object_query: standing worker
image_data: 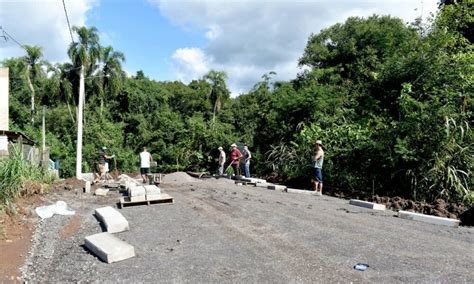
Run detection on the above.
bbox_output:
[230,143,242,176]
[140,146,153,184]
[217,146,226,176]
[242,144,252,178]
[98,146,114,181]
[312,140,325,193]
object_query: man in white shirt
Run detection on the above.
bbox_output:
[217,146,226,176]
[140,147,153,184]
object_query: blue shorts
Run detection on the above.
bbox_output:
[313,168,323,183]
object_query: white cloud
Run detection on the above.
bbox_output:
[150,0,439,95]
[0,0,95,63]
[172,47,211,82]
[205,24,222,40]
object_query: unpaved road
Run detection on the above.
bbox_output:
[21,177,474,283]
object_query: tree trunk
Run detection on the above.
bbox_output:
[66,101,75,123]
[26,67,35,124]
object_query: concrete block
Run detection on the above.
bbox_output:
[94,188,109,196]
[398,210,460,227]
[85,232,135,263]
[255,183,272,188]
[287,188,321,195]
[146,194,162,201]
[84,181,91,193]
[104,182,120,189]
[349,199,386,210]
[267,185,287,192]
[80,173,94,182]
[239,178,266,184]
[125,180,139,190]
[129,186,146,197]
[130,195,146,202]
[144,185,161,195]
[94,206,129,233]
[250,178,267,183]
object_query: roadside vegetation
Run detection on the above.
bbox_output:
[1,1,472,205]
[0,146,56,213]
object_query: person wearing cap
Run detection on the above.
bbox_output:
[140,146,153,184]
[217,146,226,176]
[230,143,243,176]
[312,140,325,193]
[98,146,114,181]
[242,144,252,178]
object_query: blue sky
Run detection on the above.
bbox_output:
[0,0,439,95]
[87,0,206,81]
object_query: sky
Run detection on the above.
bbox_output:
[0,0,439,95]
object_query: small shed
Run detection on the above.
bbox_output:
[0,130,40,162]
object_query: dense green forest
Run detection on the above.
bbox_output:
[2,1,473,205]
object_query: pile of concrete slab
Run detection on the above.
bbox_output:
[237,178,461,227]
[85,206,135,263]
[235,177,321,195]
[347,199,460,227]
[118,174,140,189]
[128,185,162,202]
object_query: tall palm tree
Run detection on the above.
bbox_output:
[67,26,101,77]
[203,70,230,125]
[22,45,44,123]
[48,63,75,122]
[99,45,125,114]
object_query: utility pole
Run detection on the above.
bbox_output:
[42,106,45,167]
[42,106,45,150]
[76,65,85,178]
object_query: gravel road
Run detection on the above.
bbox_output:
[21,177,474,283]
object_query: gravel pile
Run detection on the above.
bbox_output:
[162,172,199,183]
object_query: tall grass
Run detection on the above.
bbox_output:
[0,145,56,212]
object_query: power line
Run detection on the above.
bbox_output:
[0,26,25,49]
[61,0,75,44]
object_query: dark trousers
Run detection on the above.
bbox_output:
[232,163,240,176]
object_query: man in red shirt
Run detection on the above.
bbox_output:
[230,143,242,176]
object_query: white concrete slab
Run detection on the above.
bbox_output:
[84,181,91,193]
[80,173,94,182]
[94,188,109,196]
[130,195,146,202]
[267,185,287,192]
[129,186,145,197]
[144,185,161,195]
[287,188,322,195]
[94,206,129,233]
[85,232,135,263]
[398,210,460,227]
[349,199,386,210]
[146,194,162,201]
[250,178,267,183]
[255,183,273,188]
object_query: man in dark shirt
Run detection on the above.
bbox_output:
[98,146,114,181]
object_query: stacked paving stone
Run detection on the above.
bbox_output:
[144,185,161,200]
[85,206,135,263]
[118,174,140,189]
[129,185,162,201]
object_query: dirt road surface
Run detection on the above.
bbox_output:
[20,176,474,282]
